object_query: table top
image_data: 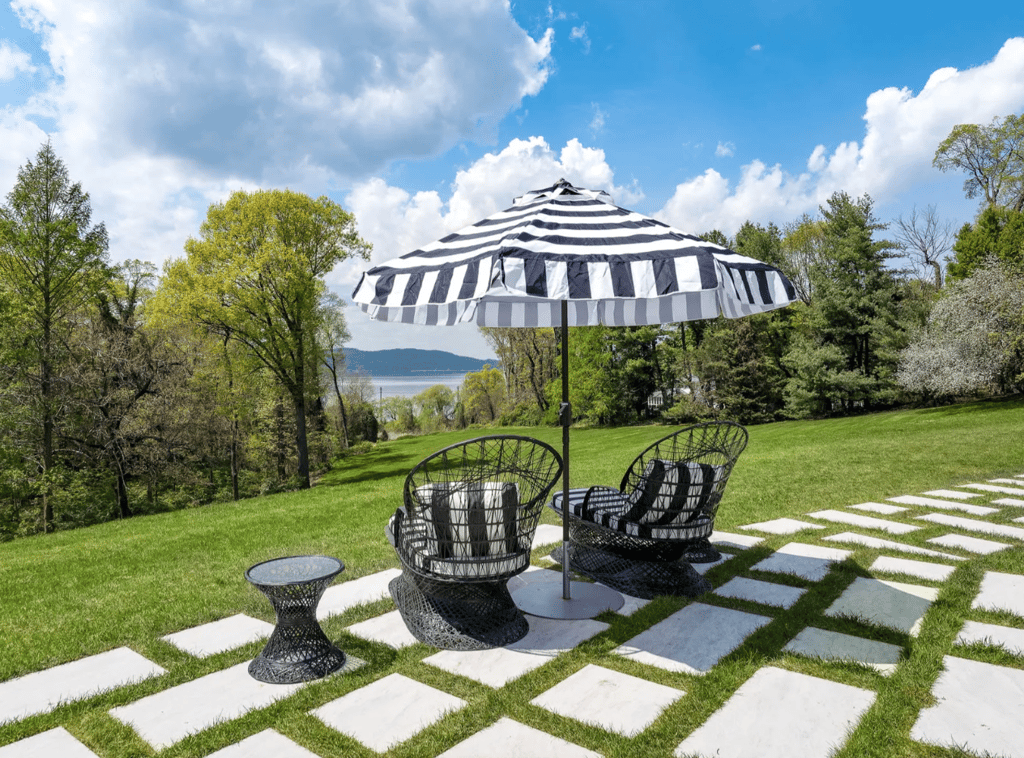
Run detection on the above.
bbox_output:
[246,555,344,586]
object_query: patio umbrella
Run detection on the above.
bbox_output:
[352,179,797,618]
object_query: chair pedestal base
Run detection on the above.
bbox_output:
[390,571,529,650]
[679,537,723,564]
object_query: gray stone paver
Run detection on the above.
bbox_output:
[972,571,1024,617]
[613,603,770,674]
[911,655,1024,757]
[825,577,938,636]
[849,502,908,515]
[916,512,1024,541]
[436,718,601,758]
[961,482,1024,496]
[532,524,563,546]
[784,627,902,674]
[714,577,807,608]
[710,530,764,549]
[822,531,965,560]
[0,647,165,725]
[956,620,1024,656]
[922,489,980,500]
[739,518,824,535]
[888,494,998,516]
[530,664,684,736]
[674,666,876,758]
[345,609,419,648]
[206,729,322,758]
[806,509,919,535]
[0,727,99,757]
[162,613,273,658]
[312,673,466,753]
[996,497,1024,506]
[317,568,401,620]
[750,542,852,581]
[869,555,956,582]
[927,533,1011,554]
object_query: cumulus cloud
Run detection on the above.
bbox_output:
[659,37,1024,235]
[715,141,735,158]
[589,103,606,135]
[751,44,762,52]
[0,40,35,80]
[570,23,591,53]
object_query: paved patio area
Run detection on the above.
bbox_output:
[2,477,1024,757]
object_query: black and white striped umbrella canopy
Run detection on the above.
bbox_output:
[352,179,797,326]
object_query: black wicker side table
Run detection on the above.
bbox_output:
[245,555,346,684]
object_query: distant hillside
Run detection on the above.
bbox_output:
[342,348,500,376]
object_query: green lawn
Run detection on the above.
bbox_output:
[1,397,1023,757]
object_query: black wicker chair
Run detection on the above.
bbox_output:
[549,421,748,600]
[386,435,563,650]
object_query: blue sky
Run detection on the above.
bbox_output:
[1,1,1023,359]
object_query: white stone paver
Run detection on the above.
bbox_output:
[312,673,466,753]
[345,610,419,649]
[991,478,1024,486]
[961,482,1024,496]
[750,542,852,581]
[530,664,684,737]
[532,524,563,546]
[927,533,1011,554]
[317,568,401,620]
[923,489,980,500]
[996,497,1024,507]
[911,656,1024,757]
[739,518,824,535]
[784,627,902,675]
[916,512,1024,541]
[0,727,99,757]
[825,577,938,636]
[956,620,1024,656]
[710,530,763,549]
[613,603,770,675]
[714,577,807,609]
[109,661,305,750]
[206,729,321,758]
[849,502,908,515]
[425,616,609,687]
[869,556,956,582]
[888,495,998,516]
[806,509,919,535]
[162,614,273,658]
[822,531,965,560]
[692,552,733,575]
[972,571,1024,617]
[0,647,165,725]
[674,667,875,758]
[436,718,601,758]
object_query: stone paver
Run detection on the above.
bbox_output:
[613,603,770,675]
[750,542,852,581]
[162,614,273,658]
[317,568,401,620]
[961,482,1024,496]
[849,502,908,515]
[714,577,806,609]
[888,494,998,516]
[825,577,938,636]
[783,627,902,674]
[530,664,684,737]
[674,667,875,758]
[345,610,419,649]
[911,655,1024,757]
[972,571,1024,617]
[923,489,980,500]
[0,727,99,757]
[436,718,601,758]
[0,647,165,725]
[927,533,1011,554]
[996,497,1024,507]
[739,518,824,535]
[206,729,321,758]
[312,673,466,753]
[869,555,956,582]
[822,531,964,560]
[532,524,563,546]
[692,552,733,575]
[916,512,1024,541]
[806,509,919,535]
[956,620,1024,656]
[425,616,608,687]
[710,530,764,549]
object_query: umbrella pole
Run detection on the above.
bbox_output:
[560,299,572,600]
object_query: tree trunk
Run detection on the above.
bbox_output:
[292,391,311,489]
[230,417,239,501]
[274,399,287,482]
[328,360,349,449]
[114,467,132,519]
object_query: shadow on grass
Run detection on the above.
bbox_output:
[911,395,1024,417]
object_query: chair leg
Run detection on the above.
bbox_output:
[389,571,529,650]
[680,537,723,563]
[551,544,711,601]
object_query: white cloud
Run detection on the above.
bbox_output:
[751,44,762,52]
[570,23,591,53]
[715,141,735,158]
[658,37,1024,235]
[589,103,606,135]
[0,40,36,80]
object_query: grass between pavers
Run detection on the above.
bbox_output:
[0,396,1021,757]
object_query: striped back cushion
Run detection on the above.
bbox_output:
[414,482,520,559]
[623,460,722,526]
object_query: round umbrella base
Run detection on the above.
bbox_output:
[512,580,624,620]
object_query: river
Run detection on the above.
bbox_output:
[367,373,468,399]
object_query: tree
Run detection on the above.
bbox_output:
[461,365,506,424]
[155,189,370,488]
[0,142,109,531]
[318,292,351,449]
[414,385,456,431]
[781,215,827,305]
[946,206,1024,281]
[933,113,1024,212]
[893,205,954,289]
